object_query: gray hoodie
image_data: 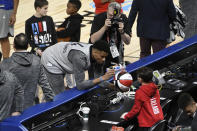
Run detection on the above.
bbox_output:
[1,52,54,110]
[0,69,24,121]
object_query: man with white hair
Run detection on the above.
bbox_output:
[90,2,131,77]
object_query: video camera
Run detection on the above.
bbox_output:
[111,7,122,29]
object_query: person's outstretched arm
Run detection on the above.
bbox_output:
[38,65,55,102]
[124,91,143,120]
[90,15,110,43]
[70,51,114,90]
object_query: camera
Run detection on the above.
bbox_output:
[111,7,122,29]
[111,17,122,29]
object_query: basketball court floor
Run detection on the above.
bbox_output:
[0,0,186,113]
[10,0,182,63]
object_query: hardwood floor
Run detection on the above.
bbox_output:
[9,0,182,62]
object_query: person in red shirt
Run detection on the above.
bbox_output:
[121,67,164,131]
[93,0,124,15]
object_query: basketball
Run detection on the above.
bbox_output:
[114,71,133,92]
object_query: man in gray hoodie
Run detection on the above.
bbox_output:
[0,67,24,121]
[1,33,54,110]
[41,40,115,95]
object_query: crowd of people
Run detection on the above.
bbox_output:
[0,0,197,130]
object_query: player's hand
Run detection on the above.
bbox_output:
[36,49,43,56]
[103,69,115,80]
[11,112,21,116]
[56,27,65,32]
[118,22,124,34]
[9,13,16,25]
[120,112,128,119]
[104,18,112,29]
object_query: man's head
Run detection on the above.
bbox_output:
[66,0,81,15]
[178,93,197,117]
[34,0,48,16]
[14,33,28,50]
[137,67,153,83]
[92,40,110,64]
[107,2,121,19]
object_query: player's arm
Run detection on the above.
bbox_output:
[70,51,114,90]
[90,16,111,43]
[124,91,143,120]
[9,0,19,25]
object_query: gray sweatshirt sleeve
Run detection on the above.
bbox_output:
[38,65,55,101]
[13,76,24,113]
[69,51,112,90]
[92,65,112,88]
[70,51,95,90]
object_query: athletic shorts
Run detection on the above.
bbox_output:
[0,9,14,38]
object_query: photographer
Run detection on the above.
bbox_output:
[90,2,131,75]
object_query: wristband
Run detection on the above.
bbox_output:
[99,76,104,82]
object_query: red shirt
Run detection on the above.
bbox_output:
[124,83,164,127]
[93,0,124,14]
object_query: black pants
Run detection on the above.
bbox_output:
[139,37,167,58]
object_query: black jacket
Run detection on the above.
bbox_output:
[25,15,57,51]
[1,52,54,110]
[179,112,197,131]
[192,112,197,131]
[90,12,131,43]
[128,0,176,40]
[57,13,84,42]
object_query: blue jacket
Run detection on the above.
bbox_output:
[128,0,176,40]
